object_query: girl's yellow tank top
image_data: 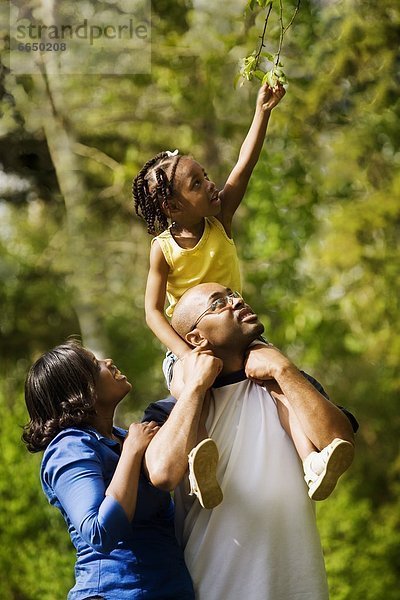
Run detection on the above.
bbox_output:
[154,217,242,317]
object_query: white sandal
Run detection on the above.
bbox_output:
[303,438,354,501]
[188,438,223,509]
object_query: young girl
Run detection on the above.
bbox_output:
[133,83,352,508]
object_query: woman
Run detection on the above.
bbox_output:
[23,340,195,600]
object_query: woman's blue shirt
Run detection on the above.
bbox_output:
[40,426,194,599]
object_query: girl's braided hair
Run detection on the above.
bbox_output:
[133,151,182,234]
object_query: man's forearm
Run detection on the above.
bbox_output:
[143,384,206,491]
[272,364,355,449]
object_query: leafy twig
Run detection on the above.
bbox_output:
[275,0,301,67]
[239,0,301,87]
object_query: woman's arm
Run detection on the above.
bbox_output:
[218,83,286,237]
[43,427,156,554]
[145,241,191,358]
[105,422,159,520]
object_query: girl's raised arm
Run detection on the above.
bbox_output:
[218,83,285,237]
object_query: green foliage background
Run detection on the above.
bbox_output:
[1,0,399,598]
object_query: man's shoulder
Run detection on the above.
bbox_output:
[142,396,177,425]
[213,370,358,433]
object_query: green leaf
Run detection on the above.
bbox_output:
[262,69,278,87]
[273,67,288,84]
[246,0,257,10]
[239,54,258,81]
[254,69,266,81]
[261,52,275,63]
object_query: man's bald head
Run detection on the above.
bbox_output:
[171,283,218,340]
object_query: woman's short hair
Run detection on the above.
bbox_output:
[23,340,99,453]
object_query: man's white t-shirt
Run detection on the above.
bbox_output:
[174,376,330,600]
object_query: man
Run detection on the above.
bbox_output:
[143,283,358,600]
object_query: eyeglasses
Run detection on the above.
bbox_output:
[190,291,243,330]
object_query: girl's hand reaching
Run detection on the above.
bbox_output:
[257,82,286,113]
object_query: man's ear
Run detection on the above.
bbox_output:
[185,329,210,349]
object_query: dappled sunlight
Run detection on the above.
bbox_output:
[1,0,399,597]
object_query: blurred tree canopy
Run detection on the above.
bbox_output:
[0,0,399,598]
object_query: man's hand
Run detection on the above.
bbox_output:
[257,82,286,113]
[181,347,223,393]
[245,343,293,384]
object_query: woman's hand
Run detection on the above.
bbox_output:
[124,421,160,454]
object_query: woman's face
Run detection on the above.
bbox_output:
[90,353,132,410]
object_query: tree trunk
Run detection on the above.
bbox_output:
[32,22,107,356]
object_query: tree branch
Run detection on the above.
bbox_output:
[275,0,301,66]
[254,2,273,67]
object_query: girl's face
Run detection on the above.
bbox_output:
[90,353,132,410]
[172,157,221,219]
